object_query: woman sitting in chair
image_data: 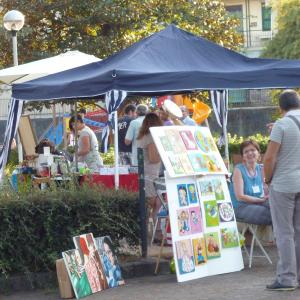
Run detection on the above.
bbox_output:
[230,140,272,225]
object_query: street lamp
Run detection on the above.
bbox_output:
[3,10,25,66]
[3,10,25,162]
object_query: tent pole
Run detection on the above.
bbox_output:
[74,102,78,172]
[223,121,229,171]
[114,111,119,190]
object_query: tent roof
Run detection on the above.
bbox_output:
[12,25,300,101]
[0,50,100,84]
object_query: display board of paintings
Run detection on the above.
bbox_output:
[165,174,244,282]
[62,233,124,299]
[150,126,228,178]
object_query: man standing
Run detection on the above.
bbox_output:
[125,104,148,166]
[180,105,197,126]
[264,89,300,291]
[117,104,136,165]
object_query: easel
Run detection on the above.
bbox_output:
[154,217,170,275]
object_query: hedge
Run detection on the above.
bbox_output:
[0,183,139,276]
[217,133,269,157]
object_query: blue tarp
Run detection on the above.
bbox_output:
[12,24,300,101]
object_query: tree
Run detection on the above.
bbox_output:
[0,0,242,68]
[262,0,300,59]
[0,1,242,111]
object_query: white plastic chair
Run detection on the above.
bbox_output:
[237,219,272,268]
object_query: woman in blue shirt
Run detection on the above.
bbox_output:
[230,140,272,225]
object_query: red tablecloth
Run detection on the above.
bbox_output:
[81,173,139,192]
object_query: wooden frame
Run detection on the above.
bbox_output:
[18,115,37,156]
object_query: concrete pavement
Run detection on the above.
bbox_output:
[2,246,300,300]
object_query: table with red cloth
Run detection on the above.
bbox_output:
[80,173,139,192]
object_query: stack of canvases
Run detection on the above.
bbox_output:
[62,233,125,299]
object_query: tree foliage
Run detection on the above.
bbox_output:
[0,0,242,68]
[262,0,300,59]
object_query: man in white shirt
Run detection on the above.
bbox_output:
[125,104,148,166]
[264,89,300,291]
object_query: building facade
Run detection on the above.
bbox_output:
[223,0,276,58]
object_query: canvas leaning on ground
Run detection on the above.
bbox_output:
[62,233,124,299]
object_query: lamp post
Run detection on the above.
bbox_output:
[3,10,25,162]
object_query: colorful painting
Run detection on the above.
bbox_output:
[205,232,221,259]
[73,233,108,293]
[159,136,173,152]
[189,207,203,234]
[218,202,235,223]
[187,183,198,204]
[192,238,207,266]
[94,236,125,288]
[165,129,186,153]
[206,155,222,172]
[177,184,189,206]
[62,249,93,299]
[212,178,225,200]
[177,209,191,236]
[206,135,218,152]
[175,239,195,274]
[199,180,215,199]
[169,154,185,175]
[194,130,211,153]
[179,154,194,174]
[221,228,239,249]
[188,153,208,172]
[204,200,219,227]
[179,130,198,150]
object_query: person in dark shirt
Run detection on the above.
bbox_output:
[118,104,136,165]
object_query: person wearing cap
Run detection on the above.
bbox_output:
[125,104,148,166]
[180,105,197,126]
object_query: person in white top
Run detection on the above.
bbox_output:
[264,89,300,291]
[124,104,148,166]
[69,115,103,173]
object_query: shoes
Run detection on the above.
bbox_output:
[266,280,297,291]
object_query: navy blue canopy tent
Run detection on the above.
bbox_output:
[2,24,300,185]
[11,24,300,101]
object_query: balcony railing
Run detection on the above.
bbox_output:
[241,29,274,49]
[228,89,274,108]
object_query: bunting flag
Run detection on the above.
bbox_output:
[210,90,229,147]
[101,90,127,152]
[0,98,24,184]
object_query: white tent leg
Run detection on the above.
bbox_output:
[114,111,119,190]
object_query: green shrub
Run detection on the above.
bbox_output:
[0,183,139,276]
[217,133,269,157]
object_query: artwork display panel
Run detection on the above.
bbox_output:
[165,174,244,282]
[151,125,243,283]
[150,126,228,178]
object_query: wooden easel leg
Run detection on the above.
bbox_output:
[154,218,169,275]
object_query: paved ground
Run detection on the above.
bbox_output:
[2,247,300,300]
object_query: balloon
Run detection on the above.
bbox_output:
[192,101,211,124]
[169,258,176,274]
